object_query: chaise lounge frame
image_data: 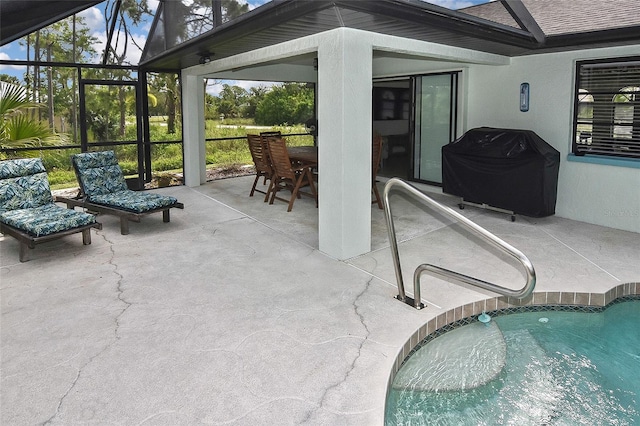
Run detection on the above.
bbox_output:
[57,193,182,235]
[0,220,101,262]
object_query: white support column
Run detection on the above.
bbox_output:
[317,29,373,260]
[181,72,206,186]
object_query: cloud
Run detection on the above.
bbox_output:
[0,52,24,72]
[204,79,276,96]
[88,27,146,65]
[77,4,144,64]
[235,80,275,92]
[78,6,105,31]
[125,34,146,64]
[148,0,160,12]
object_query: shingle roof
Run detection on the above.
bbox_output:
[461,0,640,36]
[458,1,520,29]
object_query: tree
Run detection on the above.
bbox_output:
[245,86,269,118]
[205,93,219,120]
[0,75,20,85]
[101,0,152,137]
[254,83,314,126]
[0,81,68,154]
[147,73,180,134]
[103,0,151,65]
[82,83,120,142]
[221,0,250,22]
[217,84,248,119]
[19,15,98,141]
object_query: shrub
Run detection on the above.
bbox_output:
[152,156,183,172]
[47,170,77,188]
[118,160,138,175]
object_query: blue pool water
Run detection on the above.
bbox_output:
[386,300,640,425]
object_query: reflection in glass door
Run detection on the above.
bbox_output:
[412,73,458,184]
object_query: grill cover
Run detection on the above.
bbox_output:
[442,127,560,217]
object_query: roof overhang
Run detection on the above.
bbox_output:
[139,0,539,72]
[139,0,640,73]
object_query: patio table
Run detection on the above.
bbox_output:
[287,146,317,165]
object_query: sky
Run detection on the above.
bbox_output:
[0,0,490,96]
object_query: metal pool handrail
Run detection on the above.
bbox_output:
[383,178,536,310]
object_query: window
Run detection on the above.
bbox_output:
[573,57,640,159]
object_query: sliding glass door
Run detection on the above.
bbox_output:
[412,73,459,184]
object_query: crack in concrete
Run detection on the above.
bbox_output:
[42,231,131,425]
[302,276,374,423]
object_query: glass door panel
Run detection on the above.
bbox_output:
[412,73,458,184]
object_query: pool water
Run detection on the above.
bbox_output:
[386,300,640,425]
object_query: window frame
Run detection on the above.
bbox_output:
[572,56,640,160]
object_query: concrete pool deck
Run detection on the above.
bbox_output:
[1,176,638,425]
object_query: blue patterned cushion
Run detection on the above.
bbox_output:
[0,158,46,178]
[73,150,119,169]
[77,164,128,196]
[0,204,97,237]
[72,151,128,197]
[0,159,54,211]
[89,190,178,213]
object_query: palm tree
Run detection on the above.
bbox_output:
[0,81,68,156]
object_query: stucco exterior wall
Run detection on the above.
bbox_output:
[466,46,640,233]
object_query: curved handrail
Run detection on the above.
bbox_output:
[383,178,536,309]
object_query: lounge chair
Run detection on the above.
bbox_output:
[0,158,102,262]
[57,151,184,235]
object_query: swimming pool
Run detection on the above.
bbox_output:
[386,298,639,425]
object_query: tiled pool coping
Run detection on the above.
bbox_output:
[387,282,640,400]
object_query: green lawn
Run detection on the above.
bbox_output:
[41,120,312,189]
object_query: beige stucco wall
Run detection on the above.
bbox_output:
[466,45,640,233]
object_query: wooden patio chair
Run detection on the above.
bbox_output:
[372,134,384,209]
[247,134,274,201]
[57,151,184,235]
[0,158,102,262]
[266,136,318,212]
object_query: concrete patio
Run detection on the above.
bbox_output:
[1,176,638,425]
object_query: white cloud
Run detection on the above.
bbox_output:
[90,31,108,62]
[205,79,276,96]
[78,6,105,31]
[78,5,144,64]
[0,52,24,72]
[148,0,160,12]
[236,80,275,92]
[125,34,146,64]
[87,27,145,65]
